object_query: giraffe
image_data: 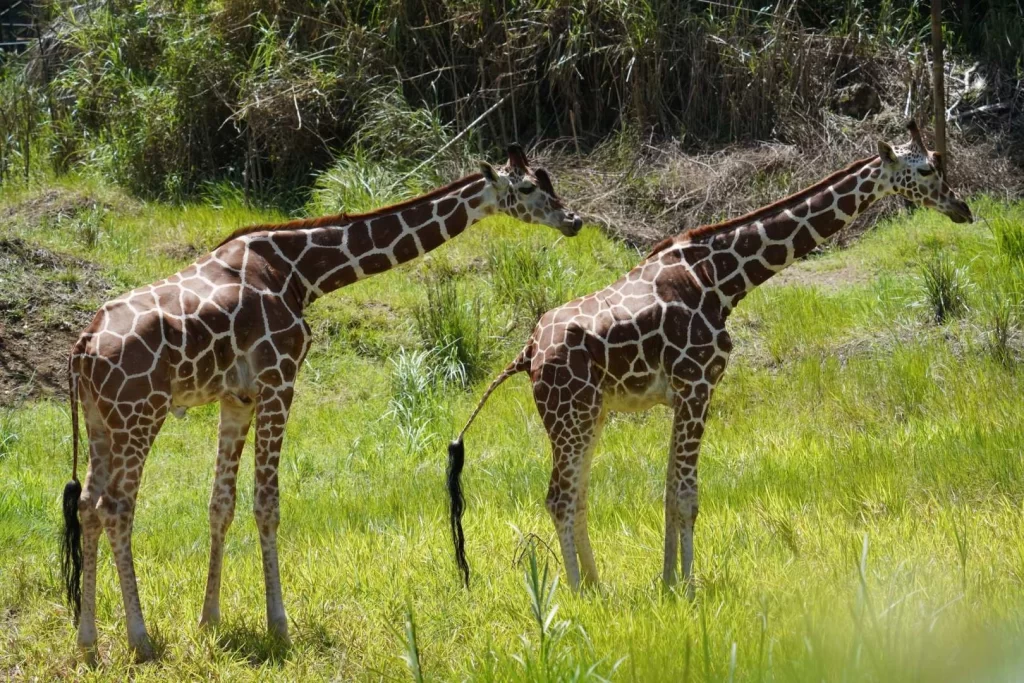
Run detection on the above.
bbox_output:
[446,122,973,592]
[58,145,582,661]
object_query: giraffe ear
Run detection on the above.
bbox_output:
[877,141,898,166]
[479,161,499,183]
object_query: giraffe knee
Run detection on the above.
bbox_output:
[678,489,699,522]
[253,495,279,534]
[545,482,573,522]
[77,491,103,530]
[209,497,236,532]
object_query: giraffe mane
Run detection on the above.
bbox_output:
[214,173,486,249]
[646,155,879,258]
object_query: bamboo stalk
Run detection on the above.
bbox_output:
[931,0,947,172]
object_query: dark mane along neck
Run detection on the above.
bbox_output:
[647,155,879,257]
[215,172,485,249]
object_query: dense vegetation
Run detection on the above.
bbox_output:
[1,0,1022,201]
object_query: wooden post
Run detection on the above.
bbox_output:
[931,0,947,172]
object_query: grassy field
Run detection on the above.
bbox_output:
[1,180,1024,681]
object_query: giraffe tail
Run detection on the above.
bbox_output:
[60,351,83,624]
[447,345,532,588]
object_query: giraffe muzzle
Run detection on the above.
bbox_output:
[561,214,583,236]
[945,199,973,224]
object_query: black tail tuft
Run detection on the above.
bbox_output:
[60,479,83,624]
[447,438,470,588]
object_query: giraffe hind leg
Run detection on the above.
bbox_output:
[573,413,605,588]
[534,347,603,592]
[200,399,255,627]
[75,409,112,660]
[98,406,166,661]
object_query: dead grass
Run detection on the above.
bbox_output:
[546,110,1024,248]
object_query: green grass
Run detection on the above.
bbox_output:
[1,182,1024,680]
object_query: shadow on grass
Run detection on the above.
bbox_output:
[213,616,339,667]
[215,623,292,667]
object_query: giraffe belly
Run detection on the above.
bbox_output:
[603,371,671,413]
[169,358,256,415]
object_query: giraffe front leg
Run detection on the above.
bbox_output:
[100,418,162,662]
[200,399,254,628]
[253,387,292,643]
[665,385,710,598]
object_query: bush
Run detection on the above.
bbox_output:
[7,0,1020,199]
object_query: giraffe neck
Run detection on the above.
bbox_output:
[691,157,888,309]
[239,176,493,305]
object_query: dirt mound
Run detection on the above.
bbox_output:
[1,188,99,226]
[0,238,114,406]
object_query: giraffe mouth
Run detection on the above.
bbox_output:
[945,199,973,224]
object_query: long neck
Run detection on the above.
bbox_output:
[689,157,887,309]
[255,176,492,304]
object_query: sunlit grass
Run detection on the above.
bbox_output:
[1,185,1023,680]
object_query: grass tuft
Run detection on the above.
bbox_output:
[920,255,971,324]
[413,271,486,387]
[489,242,574,330]
[991,213,1024,262]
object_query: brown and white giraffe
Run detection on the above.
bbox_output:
[58,145,581,661]
[446,122,973,592]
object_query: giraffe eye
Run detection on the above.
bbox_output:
[519,182,537,194]
[919,168,934,177]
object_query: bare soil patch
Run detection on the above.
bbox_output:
[0,237,114,406]
[764,258,869,291]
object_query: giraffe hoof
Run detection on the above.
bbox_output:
[268,618,290,646]
[79,644,99,668]
[199,605,221,629]
[131,638,156,663]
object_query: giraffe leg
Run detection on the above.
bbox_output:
[76,413,111,659]
[664,386,710,597]
[200,399,255,627]
[533,343,603,592]
[546,449,582,591]
[573,414,604,588]
[98,410,165,661]
[252,386,293,643]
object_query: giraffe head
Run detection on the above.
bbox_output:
[479,144,583,236]
[877,121,973,224]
